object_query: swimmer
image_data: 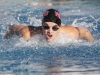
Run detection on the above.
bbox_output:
[4,9,94,42]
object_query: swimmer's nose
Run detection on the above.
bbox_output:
[48,27,53,33]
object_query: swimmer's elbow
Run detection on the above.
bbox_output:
[22,36,31,41]
[85,35,94,42]
[87,37,94,42]
[84,29,94,42]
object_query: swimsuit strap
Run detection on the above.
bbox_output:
[28,26,42,37]
[75,27,80,38]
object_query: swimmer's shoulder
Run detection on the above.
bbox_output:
[60,25,79,39]
[60,25,75,32]
[21,26,42,40]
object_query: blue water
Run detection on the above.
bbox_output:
[0,0,100,75]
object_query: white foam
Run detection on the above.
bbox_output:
[26,16,41,26]
[72,17,95,29]
[13,32,96,49]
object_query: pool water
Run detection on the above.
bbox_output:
[0,0,100,75]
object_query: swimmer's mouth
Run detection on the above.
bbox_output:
[46,34,53,39]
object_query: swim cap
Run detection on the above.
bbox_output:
[42,9,61,26]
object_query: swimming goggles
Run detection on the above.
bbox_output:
[43,25,59,31]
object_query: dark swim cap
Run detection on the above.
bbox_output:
[42,9,61,26]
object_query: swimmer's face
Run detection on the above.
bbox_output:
[43,22,60,42]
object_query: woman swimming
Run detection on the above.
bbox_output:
[4,9,94,42]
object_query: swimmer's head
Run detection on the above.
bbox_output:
[42,9,61,26]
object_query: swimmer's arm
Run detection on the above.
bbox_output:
[4,25,16,39]
[4,24,24,39]
[84,30,94,42]
[21,26,42,41]
[78,28,94,41]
